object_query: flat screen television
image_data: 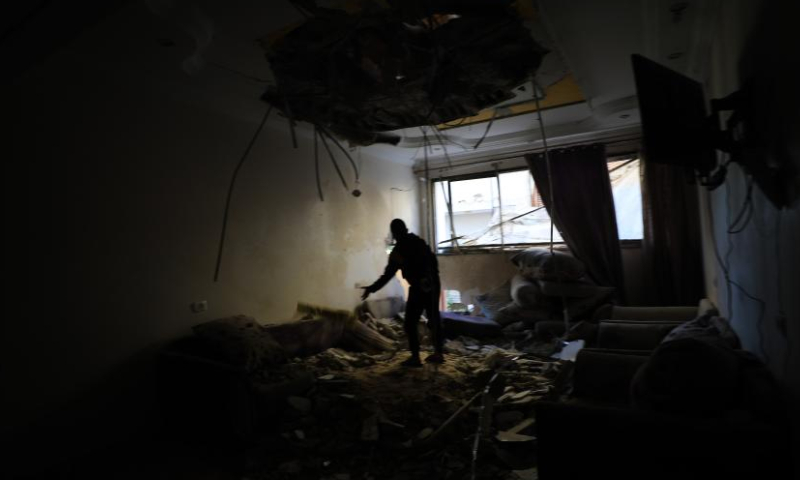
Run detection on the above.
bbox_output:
[632,53,799,207]
[631,54,718,180]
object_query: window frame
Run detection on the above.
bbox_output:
[430,154,643,255]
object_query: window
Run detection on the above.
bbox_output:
[432,158,643,250]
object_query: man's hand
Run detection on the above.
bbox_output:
[360,287,373,301]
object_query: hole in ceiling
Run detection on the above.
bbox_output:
[259,1,546,146]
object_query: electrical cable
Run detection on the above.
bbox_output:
[423,127,433,242]
[494,163,505,251]
[319,129,349,191]
[213,105,273,282]
[318,126,360,181]
[439,206,547,248]
[435,197,547,246]
[431,130,471,150]
[283,97,299,149]
[533,80,570,332]
[314,126,324,202]
[429,125,454,168]
[440,117,468,128]
[422,127,457,251]
[727,176,754,234]
[472,108,498,150]
[706,180,770,362]
[533,84,555,254]
[436,175,459,249]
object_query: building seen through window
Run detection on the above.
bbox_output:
[433,158,643,250]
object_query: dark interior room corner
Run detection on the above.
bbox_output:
[3,1,798,479]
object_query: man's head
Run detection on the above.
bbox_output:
[390,218,408,240]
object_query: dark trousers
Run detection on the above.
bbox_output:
[404,282,443,355]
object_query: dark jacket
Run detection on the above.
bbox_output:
[368,233,439,292]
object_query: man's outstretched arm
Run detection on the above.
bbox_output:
[361,260,399,301]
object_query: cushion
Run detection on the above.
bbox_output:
[537,278,601,298]
[510,274,545,308]
[661,313,740,348]
[510,248,586,281]
[192,315,287,372]
[564,286,615,320]
[474,281,512,322]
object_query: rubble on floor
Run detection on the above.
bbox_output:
[241,313,562,480]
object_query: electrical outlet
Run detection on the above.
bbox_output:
[190,300,208,313]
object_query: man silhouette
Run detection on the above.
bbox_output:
[361,219,444,366]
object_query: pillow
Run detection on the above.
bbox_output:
[510,248,586,281]
[537,278,601,298]
[474,281,512,322]
[661,313,741,348]
[193,315,287,372]
[510,274,545,308]
[563,286,615,320]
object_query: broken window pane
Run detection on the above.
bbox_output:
[433,159,643,250]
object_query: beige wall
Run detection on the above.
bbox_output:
[4,7,417,474]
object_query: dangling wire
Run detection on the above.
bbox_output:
[319,126,360,182]
[213,105,273,282]
[494,163,505,251]
[533,80,571,330]
[473,108,499,150]
[727,176,754,234]
[283,97,299,149]
[429,125,454,168]
[533,82,556,254]
[319,129,349,191]
[438,174,459,251]
[314,126,324,202]
[421,127,433,242]
[423,127,457,250]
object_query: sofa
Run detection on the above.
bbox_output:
[532,302,791,479]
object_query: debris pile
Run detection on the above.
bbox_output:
[239,313,563,480]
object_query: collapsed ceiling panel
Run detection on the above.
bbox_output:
[260,0,546,145]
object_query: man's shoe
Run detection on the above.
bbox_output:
[425,352,445,364]
[400,356,423,368]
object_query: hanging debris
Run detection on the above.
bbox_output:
[260,0,546,145]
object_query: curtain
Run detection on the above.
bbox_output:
[641,159,705,305]
[526,144,625,296]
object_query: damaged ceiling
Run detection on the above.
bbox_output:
[24,0,713,164]
[260,0,548,146]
